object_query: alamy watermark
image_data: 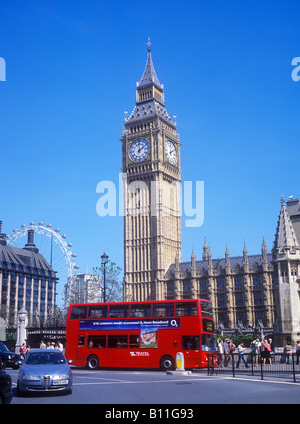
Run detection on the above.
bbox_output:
[96,173,204,228]
[291,57,300,81]
[0,57,6,81]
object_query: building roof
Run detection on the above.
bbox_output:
[166,253,273,278]
[0,223,56,278]
[137,47,163,91]
[273,196,299,250]
[125,41,176,128]
[126,99,175,126]
[286,198,300,218]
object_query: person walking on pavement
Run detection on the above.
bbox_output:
[236,342,249,369]
[296,341,300,365]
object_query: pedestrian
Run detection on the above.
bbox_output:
[228,339,236,364]
[268,338,275,363]
[236,342,249,368]
[285,341,292,364]
[19,342,26,360]
[25,345,31,355]
[251,338,260,367]
[217,338,224,367]
[57,340,63,352]
[296,340,300,365]
[262,340,272,365]
[223,339,230,367]
[40,340,46,349]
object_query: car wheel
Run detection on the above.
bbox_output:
[160,355,175,371]
[86,355,99,370]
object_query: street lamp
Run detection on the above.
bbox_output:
[101,251,109,303]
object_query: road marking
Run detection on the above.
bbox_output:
[72,373,300,387]
[73,377,213,386]
[76,375,129,382]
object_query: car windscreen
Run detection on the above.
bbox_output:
[25,352,66,365]
[0,342,9,352]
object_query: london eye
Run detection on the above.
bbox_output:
[6,222,79,311]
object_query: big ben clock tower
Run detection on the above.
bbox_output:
[122,40,182,301]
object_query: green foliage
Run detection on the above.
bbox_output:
[216,334,260,348]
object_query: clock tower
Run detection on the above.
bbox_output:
[121,40,182,301]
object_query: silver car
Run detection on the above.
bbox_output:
[17,349,72,395]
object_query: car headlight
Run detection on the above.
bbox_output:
[22,375,39,380]
[54,374,70,380]
[8,355,11,359]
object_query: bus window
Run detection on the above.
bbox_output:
[78,335,85,346]
[88,335,106,349]
[108,305,129,318]
[130,304,151,317]
[108,335,128,348]
[176,302,197,316]
[129,335,139,348]
[201,334,216,352]
[152,303,174,317]
[88,305,108,319]
[200,301,213,318]
[202,318,214,333]
[182,336,200,350]
[70,306,87,319]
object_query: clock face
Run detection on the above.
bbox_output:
[129,138,150,162]
[165,140,177,165]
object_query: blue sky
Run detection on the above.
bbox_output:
[1,0,300,304]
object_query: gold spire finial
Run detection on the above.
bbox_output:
[147,37,152,52]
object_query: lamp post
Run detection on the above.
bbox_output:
[101,251,109,302]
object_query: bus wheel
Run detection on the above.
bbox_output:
[160,355,175,371]
[86,355,99,370]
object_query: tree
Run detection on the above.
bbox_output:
[92,260,123,303]
[63,260,123,306]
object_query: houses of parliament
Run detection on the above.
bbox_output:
[121,41,300,345]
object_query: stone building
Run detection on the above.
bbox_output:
[72,273,101,304]
[122,42,300,344]
[0,221,58,327]
[121,40,182,301]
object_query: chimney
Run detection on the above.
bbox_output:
[23,229,39,253]
[28,229,34,245]
[0,220,7,246]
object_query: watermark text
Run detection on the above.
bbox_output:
[96,173,204,228]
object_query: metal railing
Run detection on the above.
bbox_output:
[206,352,300,383]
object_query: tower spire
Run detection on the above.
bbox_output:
[137,40,163,91]
[273,195,299,253]
[125,41,175,127]
[147,37,152,52]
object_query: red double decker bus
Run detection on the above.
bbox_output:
[65,299,216,371]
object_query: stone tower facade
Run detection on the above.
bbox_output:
[272,196,300,344]
[122,41,182,301]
